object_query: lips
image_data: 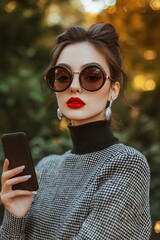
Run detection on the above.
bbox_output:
[66,97,86,109]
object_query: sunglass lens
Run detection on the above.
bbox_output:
[47,67,71,92]
[80,66,104,91]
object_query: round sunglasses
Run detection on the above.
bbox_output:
[45,63,115,92]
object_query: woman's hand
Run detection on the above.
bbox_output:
[0,159,37,217]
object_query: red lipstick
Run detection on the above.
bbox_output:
[66,97,86,109]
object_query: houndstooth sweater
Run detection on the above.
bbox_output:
[0,121,151,239]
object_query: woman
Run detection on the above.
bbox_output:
[0,22,151,239]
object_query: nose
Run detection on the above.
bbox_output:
[69,72,82,93]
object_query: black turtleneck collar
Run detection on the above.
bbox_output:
[68,120,119,154]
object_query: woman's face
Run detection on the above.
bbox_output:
[55,41,120,126]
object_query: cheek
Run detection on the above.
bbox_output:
[96,87,110,105]
[96,93,108,108]
[87,91,109,113]
[56,93,69,112]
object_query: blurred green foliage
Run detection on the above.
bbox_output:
[0,0,160,239]
[0,0,84,157]
[0,0,83,222]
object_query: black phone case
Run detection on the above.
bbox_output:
[1,132,38,191]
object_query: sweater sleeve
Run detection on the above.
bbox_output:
[0,156,49,240]
[72,152,152,240]
[0,210,28,240]
[0,155,58,239]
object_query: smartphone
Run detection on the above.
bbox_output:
[1,132,38,191]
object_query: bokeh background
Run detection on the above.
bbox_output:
[0,0,160,238]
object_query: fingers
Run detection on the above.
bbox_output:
[3,175,32,192]
[1,159,38,194]
[0,159,38,216]
[1,190,33,203]
[1,164,25,186]
[3,159,10,173]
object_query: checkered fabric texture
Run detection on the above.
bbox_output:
[0,143,151,239]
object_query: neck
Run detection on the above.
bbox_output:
[68,120,119,154]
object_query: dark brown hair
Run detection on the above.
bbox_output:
[43,22,128,94]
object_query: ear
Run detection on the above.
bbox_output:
[109,81,120,100]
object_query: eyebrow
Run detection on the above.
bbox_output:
[56,62,103,70]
